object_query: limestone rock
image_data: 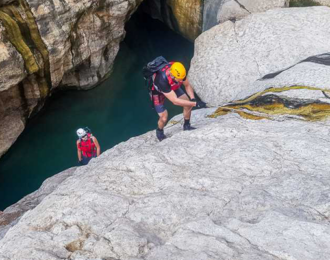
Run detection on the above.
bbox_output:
[0,108,330,259]
[202,0,224,31]
[0,24,26,92]
[26,0,142,89]
[318,0,330,5]
[0,167,76,239]
[189,7,330,106]
[218,0,289,24]
[144,0,289,40]
[0,114,25,158]
[248,52,330,100]
[142,0,203,41]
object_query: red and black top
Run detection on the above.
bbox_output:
[152,62,185,94]
[78,134,96,158]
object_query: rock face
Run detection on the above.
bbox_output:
[0,0,14,6]
[142,0,203,41]
[144,0,288,40]
[0,0,142,158]
[217,0,289,24]
[316,0,330,6]
[189,7,330,106]
[1,107,330,259]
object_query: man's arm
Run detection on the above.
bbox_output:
[182,78,195,100]
[163,90,196,107]
[92,137,101,156]
[76,140,82,161]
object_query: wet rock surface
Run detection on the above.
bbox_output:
[0,108,330,259]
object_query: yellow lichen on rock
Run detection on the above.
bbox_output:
[230,103,330,121]
[235,85,330,104]
[209,86,330,122]
[2,5,25,25]
[0,10,39,74]
[0,0,50,98]
[168,120,180,125]
[209,107,269,120]
[167,0,202,41]
[19,0,50,78]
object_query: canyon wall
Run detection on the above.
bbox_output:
[0,0,143,158]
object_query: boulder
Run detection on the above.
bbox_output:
[217,0,289,24]
[317,0,330,5]
[0,108,330,259]
[247,52,330,101]
[189,7,330,106]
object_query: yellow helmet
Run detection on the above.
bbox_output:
[170,62,186,80]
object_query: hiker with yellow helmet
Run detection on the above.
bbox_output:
[148,59,207,141]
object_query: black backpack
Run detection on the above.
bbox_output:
[142,56,169,108]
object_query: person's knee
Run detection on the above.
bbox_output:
[160,114,168,123]
[159,112,168,123]
[184,106,193,112]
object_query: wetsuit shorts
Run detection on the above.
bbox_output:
[81,155,96,165]
[152,87,185,113]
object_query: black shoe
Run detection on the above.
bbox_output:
[183,123,196,131]
[156,128,167,141]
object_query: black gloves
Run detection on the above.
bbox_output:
[196,100,207,108]
[190,97,207,108]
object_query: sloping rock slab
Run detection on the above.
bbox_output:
[0,108,330,260]
[0,167,76,239]
[189,7,330,106]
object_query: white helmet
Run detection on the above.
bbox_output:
[76,128,87,138]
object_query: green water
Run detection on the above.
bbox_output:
[0,10,194,210]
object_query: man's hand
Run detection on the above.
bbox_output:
[195,100,207,108]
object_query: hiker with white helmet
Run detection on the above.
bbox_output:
[76,127,100,165]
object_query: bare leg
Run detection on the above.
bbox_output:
[156,110,168,141]
[157,109,168,129]
[179,94,193,120]
[178,94,196,130]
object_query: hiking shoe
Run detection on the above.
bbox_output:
[183,123,196,131]
[156,128,167,141]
